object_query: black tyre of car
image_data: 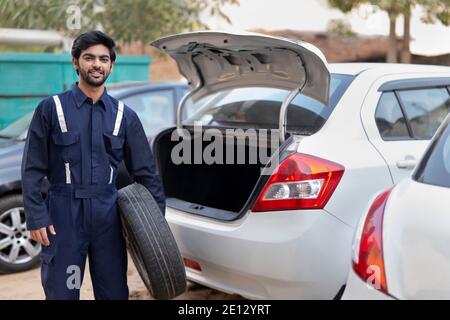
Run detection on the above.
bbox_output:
[0,194,41,273]
[117,183,187,300]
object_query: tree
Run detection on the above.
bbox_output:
[0,0,240,50]
[327,18,357,37]
[328,0,450,63]
[328,0,404,62]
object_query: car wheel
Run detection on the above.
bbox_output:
[0,194,41,273]
[118,183,187,300]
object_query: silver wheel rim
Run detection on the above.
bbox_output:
[0,207,41,265]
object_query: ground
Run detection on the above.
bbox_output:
[0,255,244,300]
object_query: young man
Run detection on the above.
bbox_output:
[21,31,165,300]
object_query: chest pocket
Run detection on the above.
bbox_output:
[103,132,125,164]
[103,100,125,166]
[52,131,81,166]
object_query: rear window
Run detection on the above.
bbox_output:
[185,74,353,135]
[413,118,450,188]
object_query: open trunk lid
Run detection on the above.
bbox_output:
[151,31,330,105]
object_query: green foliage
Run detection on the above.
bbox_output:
[328,0,449,24]
[0,0,240,44]
[327,19,357,36]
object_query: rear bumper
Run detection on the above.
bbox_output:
[166,207,353,299]
[341,269,393,300]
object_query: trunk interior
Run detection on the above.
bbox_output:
[154,128,279,220]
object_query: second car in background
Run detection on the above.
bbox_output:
[344,114,450,300]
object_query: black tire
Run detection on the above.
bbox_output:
[117,183,187,300]
[0,194,41,273]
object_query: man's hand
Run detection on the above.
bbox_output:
[30,225,56,246]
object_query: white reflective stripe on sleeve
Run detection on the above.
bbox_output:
[53,95,68,133]
[65,162,71,184]
[113,101,124,136]
[108,165,113,184]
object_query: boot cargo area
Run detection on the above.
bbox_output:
[154,129,279,218]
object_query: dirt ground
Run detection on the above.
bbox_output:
[0,255,244,300]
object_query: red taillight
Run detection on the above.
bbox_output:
[251,153,344,212]
[183,258,202,271]
[352,188,393,294]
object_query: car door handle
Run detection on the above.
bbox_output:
[396,157,417,169]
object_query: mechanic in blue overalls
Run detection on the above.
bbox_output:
[21,31,166,300]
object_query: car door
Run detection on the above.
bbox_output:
[361,75,450,183]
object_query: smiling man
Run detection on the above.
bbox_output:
[21,31,165,300]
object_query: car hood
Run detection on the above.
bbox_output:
[151,31,330,106]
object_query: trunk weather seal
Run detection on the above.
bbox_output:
[279,62,308,143]
[176,53,203,131]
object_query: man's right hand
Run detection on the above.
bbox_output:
[30,225,56,246]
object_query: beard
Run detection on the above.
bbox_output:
[78,66,110,87]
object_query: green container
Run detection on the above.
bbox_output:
[0,52,151,129]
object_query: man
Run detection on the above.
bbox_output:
[21,30,165,300]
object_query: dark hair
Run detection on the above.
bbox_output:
[71,30,116,62]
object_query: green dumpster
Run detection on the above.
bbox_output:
[0,52,151,129]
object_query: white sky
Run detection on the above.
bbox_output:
[202,0,450,56]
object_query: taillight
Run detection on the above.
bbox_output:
[252,153,344,212]
[352,188,393,294]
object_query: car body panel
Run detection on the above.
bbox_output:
[166,206,352,299]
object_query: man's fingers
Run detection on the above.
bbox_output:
[48,225,56,235]
[39,228,50,246]
[32,231,43,245]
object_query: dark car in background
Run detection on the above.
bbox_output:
[0,81,194,273]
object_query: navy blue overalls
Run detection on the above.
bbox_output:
[21,84,166,300]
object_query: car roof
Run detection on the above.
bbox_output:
[329,63,450,76]
[107,80,188,97]
[106,64,450,97]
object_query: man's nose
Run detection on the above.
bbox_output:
[92,58,101,68]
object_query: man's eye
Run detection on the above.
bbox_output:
[85,56,92,61]
[101,58,109,63]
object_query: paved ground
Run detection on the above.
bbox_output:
[0,255,244,300]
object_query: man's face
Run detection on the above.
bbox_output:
[73,44,114,87]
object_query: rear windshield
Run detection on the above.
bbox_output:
[414,117,450,188]
[185,74,353,135]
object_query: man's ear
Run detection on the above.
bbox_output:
[72,57,79,75]
[110,61,115,73]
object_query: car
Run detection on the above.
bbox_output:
[150,31,450,299]
[343,113,450,300]
[0,81,190,273]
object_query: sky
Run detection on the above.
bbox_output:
[202,0,450,56]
